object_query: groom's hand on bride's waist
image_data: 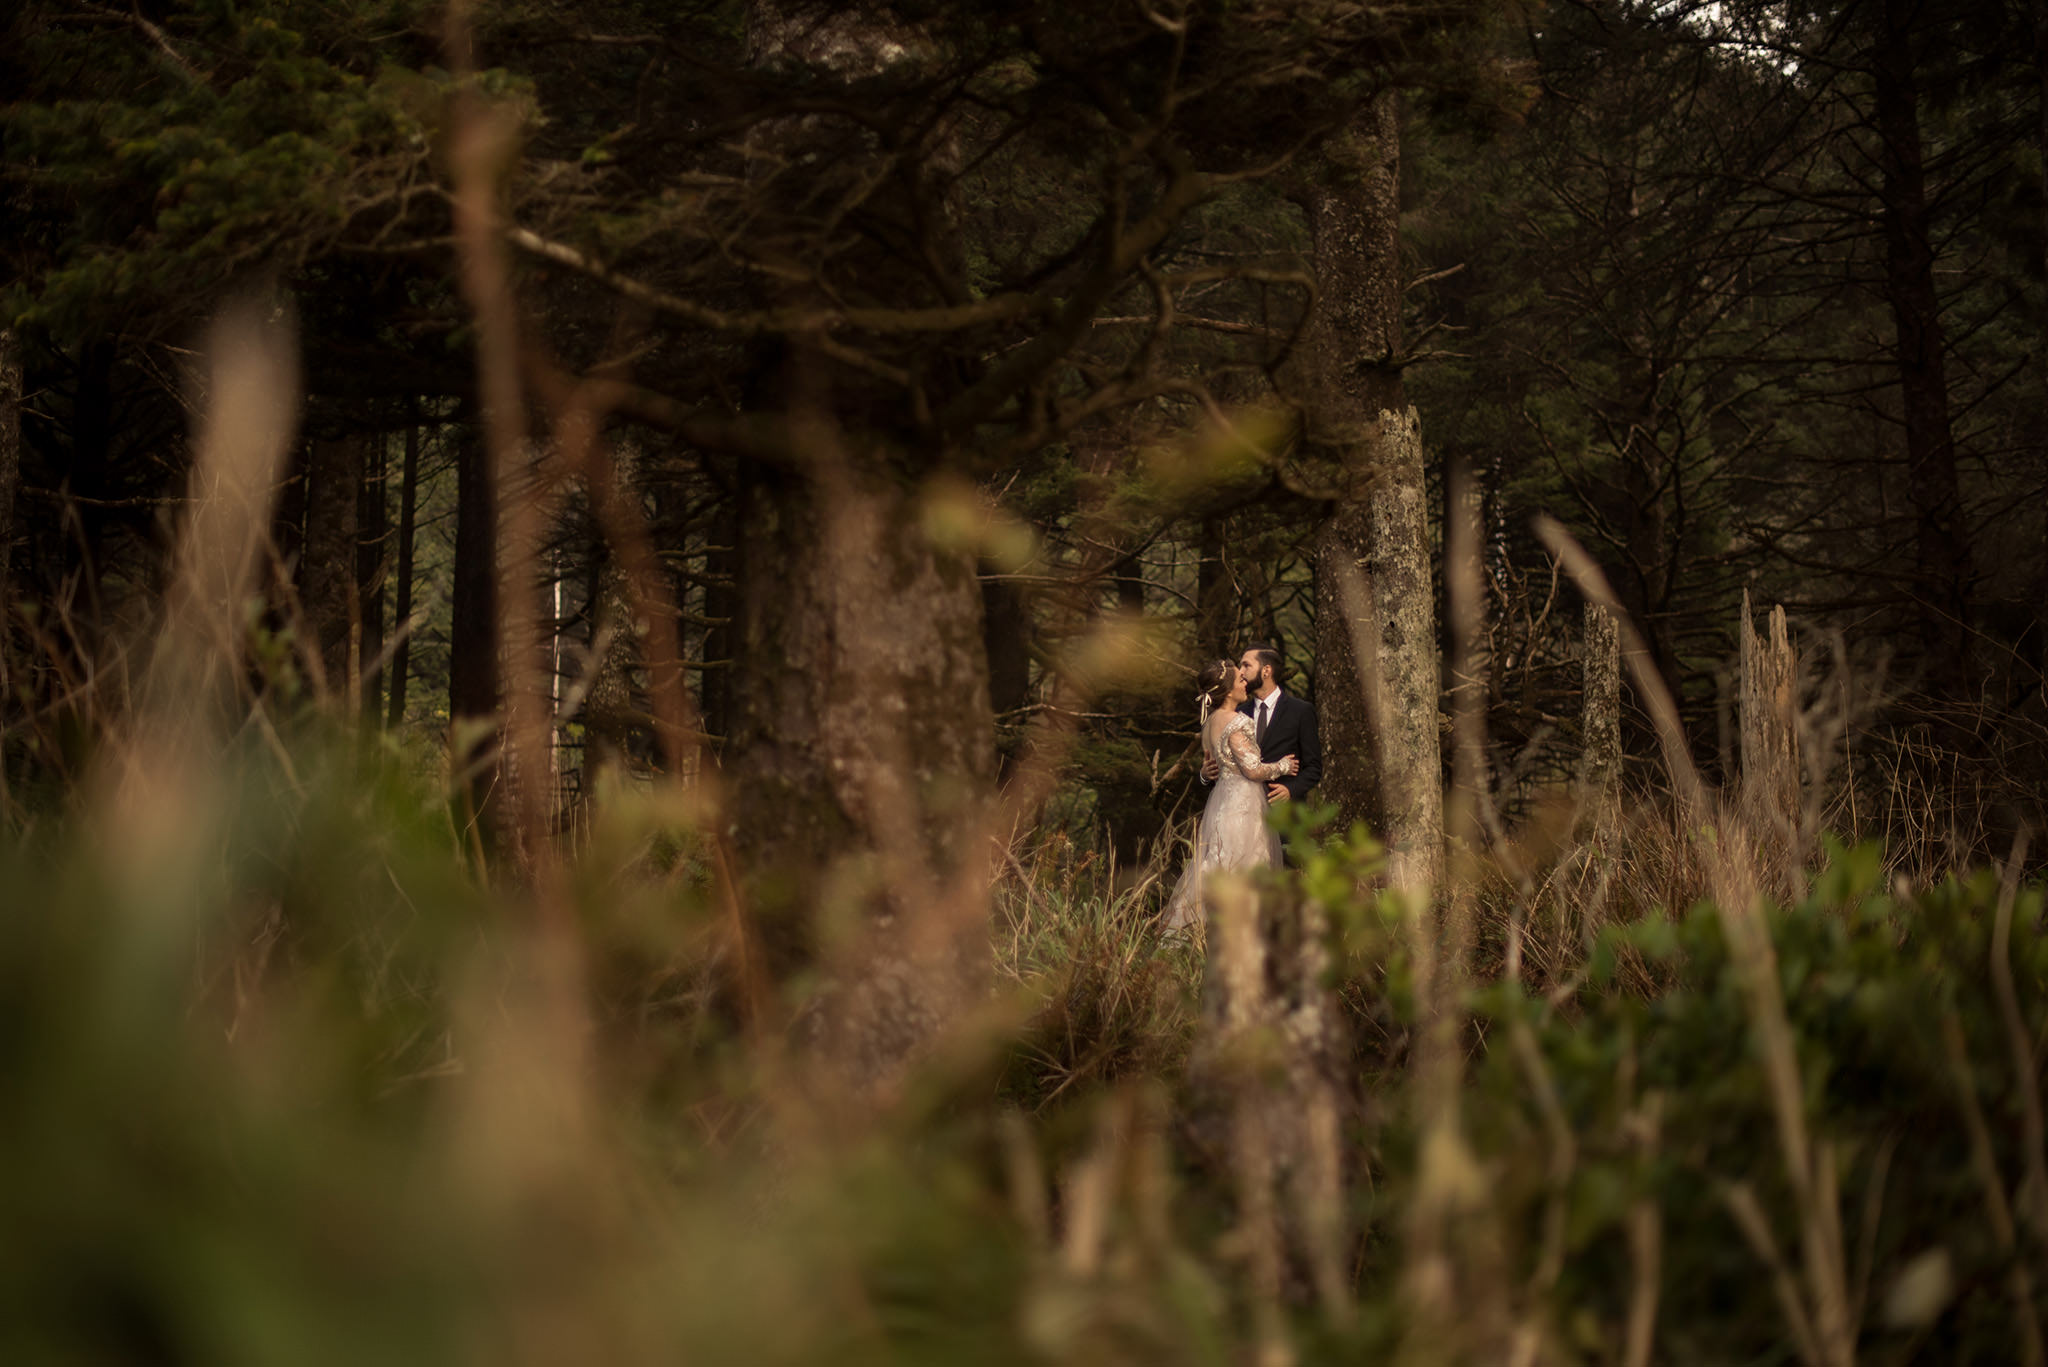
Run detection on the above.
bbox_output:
[1201,754,1220,783]
[1266,783,1290,804]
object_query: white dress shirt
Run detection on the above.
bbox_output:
[1252,686,1282,742]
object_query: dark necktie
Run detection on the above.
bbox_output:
[1256,698,1269,745]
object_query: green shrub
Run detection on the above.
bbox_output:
[1454,840,2048,1363]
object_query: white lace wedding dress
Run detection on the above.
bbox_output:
[1162,712,1292,933]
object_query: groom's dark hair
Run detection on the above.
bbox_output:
[1244,643,1283,680]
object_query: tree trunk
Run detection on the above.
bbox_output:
[729,456,996,877]
[1193,95,1437,1336]
[734,0,997,1092]
[729,453,995,1077]
[301,434,362,706]
[0,329,20,695]
[357,430,387,725]
[982,570,1032,719]
[1874,0,1973,698]
[2037,6,2048,703]
[1620,432,1681,697]
[581,554,641,800]
[450,426,499,826]
[1283,109,1434,1329]
[1316,413,1441,891]
[385,419,421,729]
[1580,600,1622,818]
[1114,562,1144,615]
[1296,92,1444,893]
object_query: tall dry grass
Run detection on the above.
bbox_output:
[6,339,2048,1366]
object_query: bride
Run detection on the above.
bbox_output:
[1162,658,1299,933]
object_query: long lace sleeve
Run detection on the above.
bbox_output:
[1224,720,1291,780]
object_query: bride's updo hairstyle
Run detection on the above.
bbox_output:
[1194,658,1235,724]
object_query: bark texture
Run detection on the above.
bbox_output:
[730,463,994,874]
[1296,94,1406,415]
[732,0,997,1094]
[581,557,642,795]
[1315,412,1442,893]
[1738,592,1801,852]
[1580,600,1622,814]
[730,459,995,1074]
[1295,93,1445,893]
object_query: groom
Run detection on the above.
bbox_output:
[1203,643,1323,806]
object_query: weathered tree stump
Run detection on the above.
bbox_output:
[1738,590,1801,856]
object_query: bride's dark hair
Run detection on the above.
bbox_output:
[1195,658,1235,718]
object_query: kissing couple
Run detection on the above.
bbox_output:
[1161,644,1323,933]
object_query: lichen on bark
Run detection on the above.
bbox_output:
[1288,92,1445,894]
[1315,407,1443,893]
[1580,599,1622,821]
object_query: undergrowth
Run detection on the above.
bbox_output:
[4,729,2047,1365]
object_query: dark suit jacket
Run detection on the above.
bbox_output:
[1237,690,1322,802]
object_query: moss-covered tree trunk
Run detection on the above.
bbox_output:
[1296,93,1444,893]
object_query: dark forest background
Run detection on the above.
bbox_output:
[7,0,2043,873]
[5,2,2048,1363]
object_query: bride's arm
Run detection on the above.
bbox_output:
[1224,724,1295,780]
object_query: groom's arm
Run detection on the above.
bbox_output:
[1287,701,1322,801]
